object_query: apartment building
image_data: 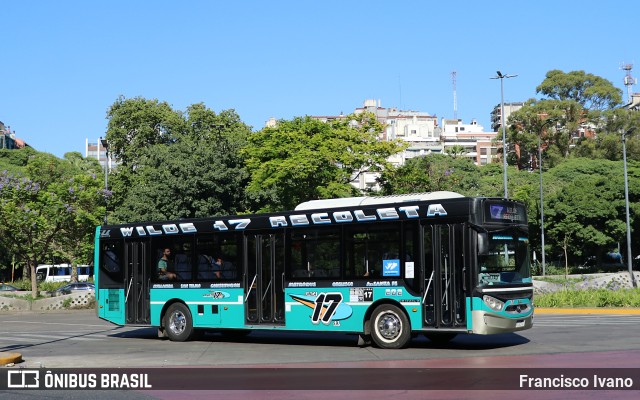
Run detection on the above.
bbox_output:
[85,138,116,170]
[441,119,498,166]
[490,102,524,132]
[308,100,500,191]
[0,121,29,150]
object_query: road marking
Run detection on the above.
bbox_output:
[0,333,105,341]
[0,320,110,328]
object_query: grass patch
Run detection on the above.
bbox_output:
[535,288,640,308]
[61,297,73,308]
[535,276,584,285]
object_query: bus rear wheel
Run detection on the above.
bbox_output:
[370,304,411,349]
[164,303,194,342]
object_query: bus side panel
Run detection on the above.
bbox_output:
[149,288,246,328]
[148,286,423,333]
[97,288,126,325]
[283,287,421,332]
[95,228,127,326]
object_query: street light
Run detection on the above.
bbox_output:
[622,128,637,288]
[491,71,518,198]
[537,117,557,277]
[100,137,109,225]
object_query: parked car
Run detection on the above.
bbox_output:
[47,282,95,297]
[0,283,23,292]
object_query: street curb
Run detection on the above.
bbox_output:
[536,307,640,315]
[0,352,22,366]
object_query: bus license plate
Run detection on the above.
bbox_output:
[516,320,525,328]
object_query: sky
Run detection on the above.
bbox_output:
[2,0,639,158]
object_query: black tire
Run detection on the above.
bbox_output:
[424,332,457,344]
[163,303,194,342]
[370,304,411,349]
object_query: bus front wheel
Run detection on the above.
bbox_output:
[164,303,194,342]
[370,304,411,349]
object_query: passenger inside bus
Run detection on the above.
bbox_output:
[214,255,236,279]
[197,254,220,280]
[157,248,177,280]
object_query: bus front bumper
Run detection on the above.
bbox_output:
[471,310,533,335]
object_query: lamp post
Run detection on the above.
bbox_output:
[622,129,637,288]
[492,71,517,198]
[537,117,557,277]
[100,137,109,225]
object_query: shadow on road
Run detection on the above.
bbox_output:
[109,326,529,350]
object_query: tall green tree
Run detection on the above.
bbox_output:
[536,70,623,111]
[508,99,564,170]
[0,147,38,280]
[105,96,186,168]
[378,153,481,196]
[588,107,640,161]
[243,113,404,212]
[507,70,625,169]
[50,153,106,281]
[106,98,252,222]
[544,158,640,267]
[0,152,106,296]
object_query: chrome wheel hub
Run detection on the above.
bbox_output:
[377,312,401,341]
[169,311,186,334]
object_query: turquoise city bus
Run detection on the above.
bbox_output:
[95,191,533,349]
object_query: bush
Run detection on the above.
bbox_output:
[535,288,640,308]
[38,281,68,292]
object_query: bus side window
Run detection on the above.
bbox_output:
[197,255,217,280]
[220,259,237,280]
[174,253,192,280]
[104,250,121,273]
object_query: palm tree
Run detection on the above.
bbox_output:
[445,145,467,158]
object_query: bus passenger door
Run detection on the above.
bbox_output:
[124,240,151,325]
[245,234,285,325]
[422,225,467,329]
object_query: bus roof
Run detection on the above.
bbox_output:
[294,191,465,211]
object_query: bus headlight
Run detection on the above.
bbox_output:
[483,295,504,312]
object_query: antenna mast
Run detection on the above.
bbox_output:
[622,63,636,104]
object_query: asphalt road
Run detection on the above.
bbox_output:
[1,309,639,399]
[1,309,639,367]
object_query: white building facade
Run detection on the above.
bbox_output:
[85,138,116,171]
[317,100,500,191]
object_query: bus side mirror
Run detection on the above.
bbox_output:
[478,233,489,255]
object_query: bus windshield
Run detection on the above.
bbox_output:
[478,231,531,285]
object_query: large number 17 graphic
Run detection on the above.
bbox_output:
[311,293,343,325]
